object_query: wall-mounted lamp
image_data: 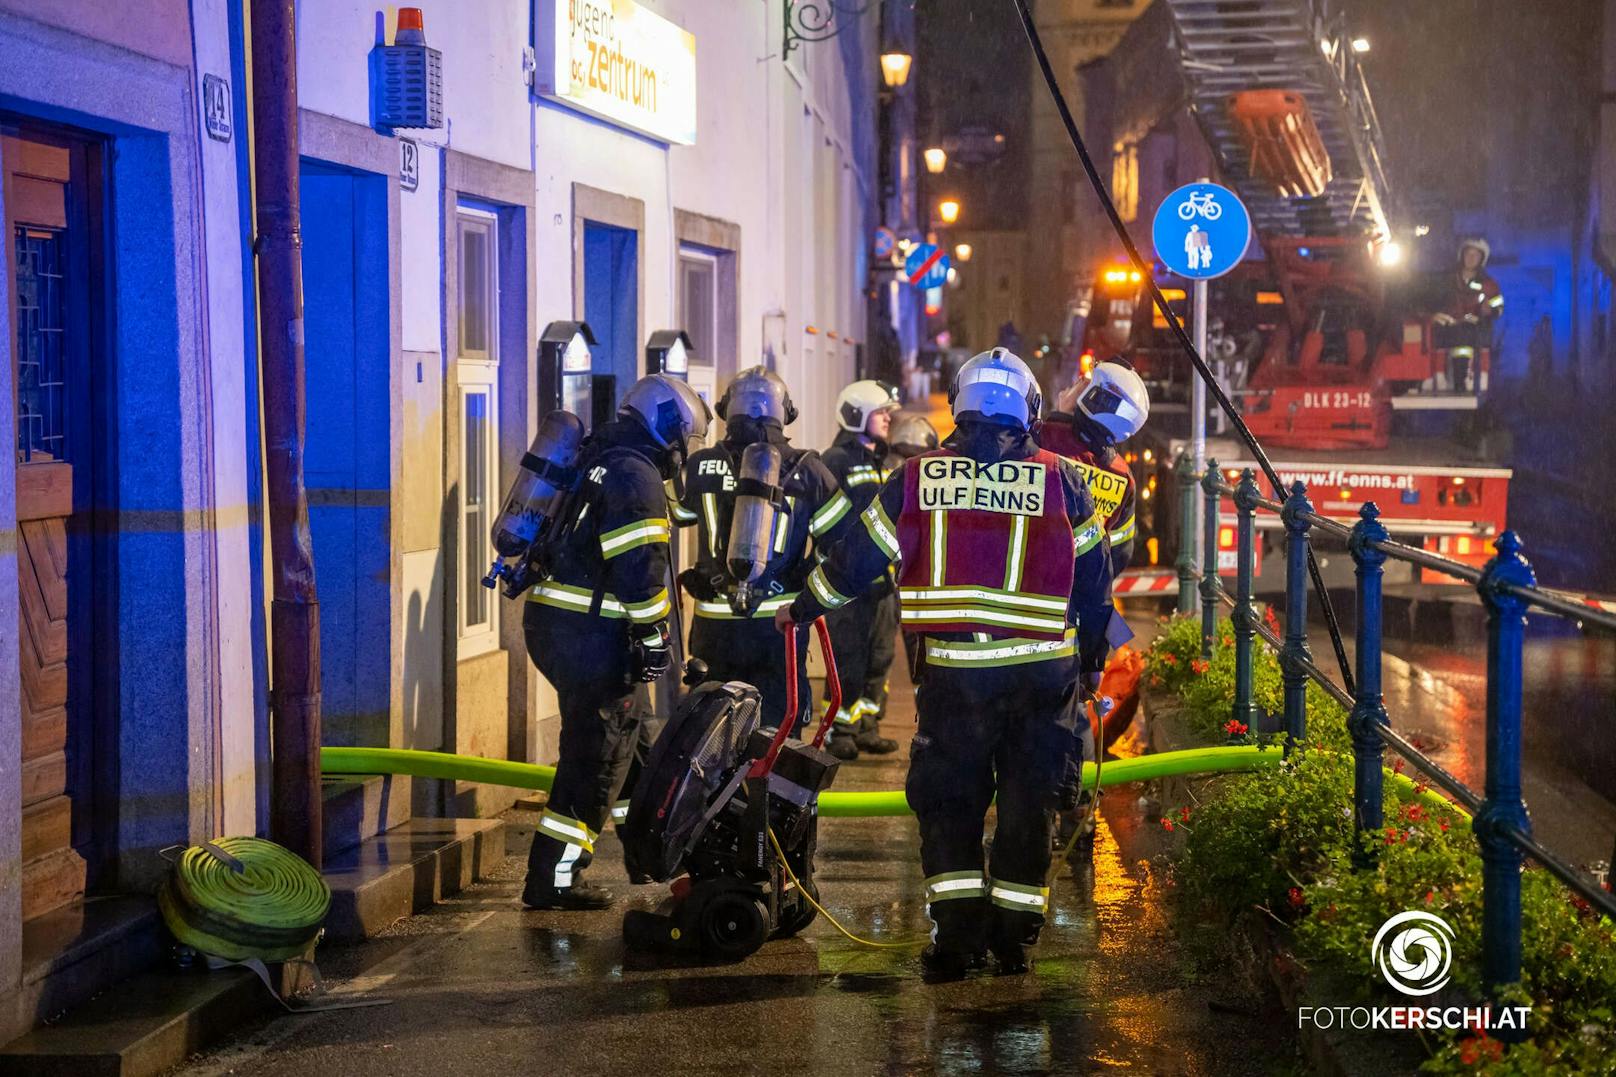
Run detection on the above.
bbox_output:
[783,0,879,61]
[880,50,913,88]
[953,243,973,263]
[923,147,947,173]
[937,199,961,225]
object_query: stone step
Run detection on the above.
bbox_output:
[322,817,505,943]
[0,816,505,1075]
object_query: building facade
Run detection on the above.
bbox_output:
[0,0,878,1040]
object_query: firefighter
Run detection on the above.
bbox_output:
[677,367,854,732]
[521,374,711,911]
[778,348,1116,980]
[1034,358,1149,573]
[1433,237,1503,392]
[886,413,941,465]
[820,380,904,759]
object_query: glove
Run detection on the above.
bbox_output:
[629,621,672,683]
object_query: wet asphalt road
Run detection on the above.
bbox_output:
[175,660,1303,1077]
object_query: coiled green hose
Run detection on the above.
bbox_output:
[159,837,331,961]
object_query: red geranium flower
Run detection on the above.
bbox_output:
[1161,818,1175,832]
[1224,719,1248,735]
[1190,659,1210,674]
[1287,886,1305,909]
[1179,805,1193,822]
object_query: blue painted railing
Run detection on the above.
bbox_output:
[1181,459,1616,996]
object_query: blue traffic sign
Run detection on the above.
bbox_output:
[1151,182,1251,280]
[873,226,896,259]
[905,243,950,289]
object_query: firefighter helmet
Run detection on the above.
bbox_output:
[888,413,940,458]
[1459,237,1491,267]
[1073,359,1149,444]
[835,380,901,433]
[619,373,712,451]
[716,366,798,426]
[948,348,1042,429]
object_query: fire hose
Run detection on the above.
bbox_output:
[320,743,1458,818]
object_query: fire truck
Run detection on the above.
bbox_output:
[1095,0,1511,591]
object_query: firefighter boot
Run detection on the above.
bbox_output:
[988,918,1037,976]
[827,728,860,761]
[854,714,898,755]
[920,944,986,983]
[521,879,616,910]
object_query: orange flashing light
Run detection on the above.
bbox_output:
[1257,291,1284,305]
[1219,526,1235,548]
[1160,288,1186,302]
[397,7,425,32]
[1080,349,1096,376]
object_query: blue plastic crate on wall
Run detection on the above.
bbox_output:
[370,41,443,130]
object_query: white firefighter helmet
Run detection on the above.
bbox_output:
[1459,237,1491,266]
[1073,359,1149,444]
[717,365,798,425]
[949,347,1042,429]
[619,373,712,451]
[835,380,901,433]
[888,413,940,458]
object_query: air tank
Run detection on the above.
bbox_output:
[490,410,586,557]
[726,441,783,591]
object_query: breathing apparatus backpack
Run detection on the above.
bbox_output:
[483,409,589,598]
[683,440,814,616]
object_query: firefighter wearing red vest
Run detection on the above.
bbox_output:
[1034,358,1149,573]
[778,348,1116,980]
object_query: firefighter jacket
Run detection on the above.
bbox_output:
[791,421,1114,673]
[1447,269,1504,324]
[1032,414,1138,573]
[525,419,673,628]
[675,420,855,620]
[821,429,890,514]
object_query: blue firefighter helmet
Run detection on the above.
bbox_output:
[948,348,1042,430]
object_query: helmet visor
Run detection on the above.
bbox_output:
[1080,382,1129,416]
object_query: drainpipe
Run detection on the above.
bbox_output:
[248,0,322,866]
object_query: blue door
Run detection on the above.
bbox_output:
[299,160,391,748]
[583,221,638,411]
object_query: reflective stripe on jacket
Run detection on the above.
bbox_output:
[893,448,1078,641]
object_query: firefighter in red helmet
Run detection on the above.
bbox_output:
[778,348,1117,980]
[1433,237,1503,393]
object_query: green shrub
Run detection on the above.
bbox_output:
[1145,615,1616,1074]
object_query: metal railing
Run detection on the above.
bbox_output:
[1170,452,1616,993]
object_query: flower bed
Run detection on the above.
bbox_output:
[1145,614,1616,1074]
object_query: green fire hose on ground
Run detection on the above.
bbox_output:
[320,743,1462,819]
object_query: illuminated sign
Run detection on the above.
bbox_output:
[535,0,697,145]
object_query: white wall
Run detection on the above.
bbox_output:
[295,0,877,765]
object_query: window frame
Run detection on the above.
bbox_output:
[678,245,719,368]
[455,204,502,659]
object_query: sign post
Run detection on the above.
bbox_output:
[1152,180,1251,579]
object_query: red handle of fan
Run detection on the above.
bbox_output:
[748,617,841,779]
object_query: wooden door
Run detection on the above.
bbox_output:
[6,133,88,919]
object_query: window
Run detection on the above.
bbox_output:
[679,247,718,367]
[457,206,501,656]
[458,210,498,360]
[1112,140,1140,223]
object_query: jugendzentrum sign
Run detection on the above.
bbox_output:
[535,0,698,145]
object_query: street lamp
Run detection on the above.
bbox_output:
[1350,36,1371,54]
[923,146,946,173]
[954,242,973,262]
[937,198,960,225]
[880,50,913,88]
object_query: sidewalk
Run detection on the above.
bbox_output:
[174,652,1300,1077]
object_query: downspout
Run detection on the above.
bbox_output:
[247,0,322,865]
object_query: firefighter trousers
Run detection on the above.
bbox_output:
[824,588,898,732]
[688,615,812,734]
[523,605,641,892]
[905,647,1091,956]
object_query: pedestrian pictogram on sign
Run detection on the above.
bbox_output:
[905,243,950,289]
[1152,182,1251,281]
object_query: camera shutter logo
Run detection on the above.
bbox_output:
[1371,911,1455,996]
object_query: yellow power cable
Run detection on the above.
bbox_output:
[767,826,924,950]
